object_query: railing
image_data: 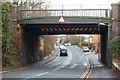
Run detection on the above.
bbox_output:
[17,9,110,20]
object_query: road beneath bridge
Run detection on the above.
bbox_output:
[20,22,109,67]
[2,46,118,80]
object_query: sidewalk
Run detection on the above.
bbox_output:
[85,52,119,80]
[88,66,118,79]
[0,46,59,74]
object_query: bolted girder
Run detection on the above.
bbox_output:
[21,23,107,35]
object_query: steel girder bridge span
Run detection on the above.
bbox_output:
[18,9,111,66]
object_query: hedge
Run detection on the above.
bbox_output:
[110,36,120,59]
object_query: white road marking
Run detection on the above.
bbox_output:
[70,64,77,68]
[53,48,72,71]
[94,65,103,67]
[36,72,48,76]
[84,62,88,67]
[82,54,85,56]
[53,68,59,71]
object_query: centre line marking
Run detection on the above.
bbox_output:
[36,72,48,76]
[70,64,77,68]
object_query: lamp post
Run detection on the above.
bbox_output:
[80,36,81,48]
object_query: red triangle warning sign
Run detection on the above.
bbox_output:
[58,16,65,23]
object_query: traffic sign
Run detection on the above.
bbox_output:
[58,16,65,23]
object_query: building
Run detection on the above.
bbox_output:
[91,35,100,53]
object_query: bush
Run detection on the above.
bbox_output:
[81,42,89,46]
[5,59,17,67]
[110,36,120,59]
[64,40,69,43]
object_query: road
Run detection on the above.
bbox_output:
[2,46,118,80]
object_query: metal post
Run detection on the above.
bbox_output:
[79,4,82,9]
[105,9,108,18]
[62,5,63,15]
[98,34,100,53]
[20,11,22,20]
[17,4,19,23]
[69,35,70,43]
[80,36,81,48]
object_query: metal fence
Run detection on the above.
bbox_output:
[18,9,110,20]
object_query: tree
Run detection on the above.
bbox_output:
[81,42,89,46]
[110,36,120,59]
[16,0,51,19]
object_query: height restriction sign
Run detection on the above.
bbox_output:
[58,16,65,23]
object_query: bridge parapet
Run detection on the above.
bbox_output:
[17,9,111,24]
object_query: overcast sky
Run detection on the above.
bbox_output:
[50,0,120,5]
[49,0,119,37]
[48,0,120,9]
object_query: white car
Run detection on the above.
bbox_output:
[59,45,66,49]
[64,43,68,46]
[83,47,89,52]
[67,43,71,46]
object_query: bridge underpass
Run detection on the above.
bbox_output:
[20,23,109,66]
[3,4,119,79]
[17,8,111,66]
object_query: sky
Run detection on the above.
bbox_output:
[48,0,120,9]
[49,0,120,37]
[50,0,120,5]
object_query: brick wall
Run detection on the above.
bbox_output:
[9,6,22,66]
[111,3,120,79]
[111,3,120,39]
[112,4,119,18]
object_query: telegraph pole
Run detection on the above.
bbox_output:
[80,36,81,48]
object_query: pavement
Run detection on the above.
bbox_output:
[1,45,59,74]
[83,49,119,80]
[1,46,119,80]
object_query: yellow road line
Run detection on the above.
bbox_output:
[79,55,90,80]
[81,68,89,79]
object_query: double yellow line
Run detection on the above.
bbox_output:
[79,56,90,80]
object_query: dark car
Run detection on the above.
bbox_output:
[60,46,68,56]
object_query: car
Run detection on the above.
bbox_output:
[64,43,68,46]
[67,43,71,46]
[64,43,72,46]
[59,45,64,49]
[59,46,68,56]
[83,47,89,52]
